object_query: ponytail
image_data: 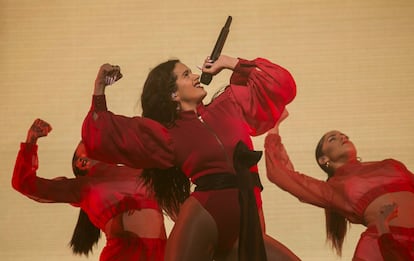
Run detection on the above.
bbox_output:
[69,209,101,256]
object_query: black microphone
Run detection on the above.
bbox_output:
[200,16,232,85]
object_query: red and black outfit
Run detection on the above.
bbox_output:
[12,142,166,261]
[265,133,414,260]
[82,58,296,258]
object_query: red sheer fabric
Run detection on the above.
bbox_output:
[81,58,297,254]
[101,237,166,261]
[356,226,414,261]
[265,133,414,223]
[265,133,414,260]
[12,142,166,260]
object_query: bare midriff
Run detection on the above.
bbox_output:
[104,209,167,239]
[364,191,414,228]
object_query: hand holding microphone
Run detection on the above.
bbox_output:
[202,55,239,76]
[200,16,232,85]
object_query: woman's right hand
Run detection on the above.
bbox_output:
[94,63,123,95]
[268,108,289,134]
[26,119,52,144]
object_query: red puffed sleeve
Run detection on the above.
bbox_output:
[12,143,83,203]
[81,95,175,169]
[264,133,341,209]
[228,58,296,136]
[393,159,414,187]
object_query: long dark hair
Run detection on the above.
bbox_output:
[140,59,191,219]
[315,135,349,256]
[142,167,191,219]
[141,59,181,127]
[69,145,101,256]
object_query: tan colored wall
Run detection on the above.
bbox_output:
[1,1,414,260]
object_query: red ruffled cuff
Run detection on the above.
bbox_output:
[91,95,108,112]
[21,142,38,154]
[230,58,256,86]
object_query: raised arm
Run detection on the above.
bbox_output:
[12,119,83,203]
[264,112,338,209]
[218,56,297,135]
[266,109,294,171]
[81,64,175,169]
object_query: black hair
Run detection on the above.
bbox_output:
[141,167,191,219]
[315,134,349,256]
[141,59,181,127]
[140,60,191,218]
[69,210,101,256]
[68,143,101,256]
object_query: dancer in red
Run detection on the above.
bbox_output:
[12,118,166,261]
[82,55,300,260]
[265,110,414,261]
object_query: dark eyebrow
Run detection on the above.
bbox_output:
[181,69,190,76]
[327,134,336,140]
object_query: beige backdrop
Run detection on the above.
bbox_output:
[1,0,414,260]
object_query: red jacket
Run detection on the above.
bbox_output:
[82,58,296,183]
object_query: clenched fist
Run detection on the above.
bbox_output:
[26,119,52,144]
[94,63,123,95]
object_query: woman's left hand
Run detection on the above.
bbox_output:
[201,55,238,75]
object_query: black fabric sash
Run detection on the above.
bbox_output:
[194,173,237,191]
[193,141,267,261]
[194,172,263,192]
[234,141,267,261]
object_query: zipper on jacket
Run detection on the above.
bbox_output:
[197,114,233,170]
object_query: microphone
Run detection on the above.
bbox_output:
[200,16,232,85]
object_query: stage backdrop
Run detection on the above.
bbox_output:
[1,1,413,260]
